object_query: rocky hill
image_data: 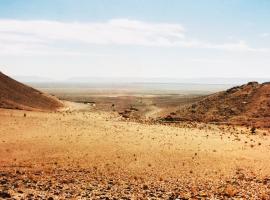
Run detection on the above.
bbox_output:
[0,72,63,111]
[174,82,270,128]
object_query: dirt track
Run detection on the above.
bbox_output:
[0,107,270,199]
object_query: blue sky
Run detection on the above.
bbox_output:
[0,0,270,80]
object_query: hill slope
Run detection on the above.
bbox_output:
[0,72,63,111]
[175,82,270,128]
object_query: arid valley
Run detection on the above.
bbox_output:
[1,72,270,199]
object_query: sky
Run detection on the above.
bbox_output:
[0,0,270,80]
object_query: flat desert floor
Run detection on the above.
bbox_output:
[0,102,270,199]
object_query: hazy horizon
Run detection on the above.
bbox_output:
[6,73,269,94]
[8,73,270,85]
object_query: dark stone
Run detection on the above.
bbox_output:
[0,191,11,198]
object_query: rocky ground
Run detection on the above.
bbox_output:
[0,167,270,199]
[0,108,270,199]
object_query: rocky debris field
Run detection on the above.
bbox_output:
[0,167,269,199]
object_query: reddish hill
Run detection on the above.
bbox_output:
[0,72,63,111]
[174,82,270,128]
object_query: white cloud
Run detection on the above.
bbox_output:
[0,19,268,55]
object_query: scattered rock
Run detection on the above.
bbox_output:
[224,185,237,197]
[0,191,11,198]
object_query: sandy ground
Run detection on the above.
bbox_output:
[0,107,270,199]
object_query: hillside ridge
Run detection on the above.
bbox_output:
[174,81,270,128]
[0,71,63,111]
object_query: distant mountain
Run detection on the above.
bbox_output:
[0,72,63,111]
[12,76,55,83]
[67,77,270,84]
[9,75,270,85]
